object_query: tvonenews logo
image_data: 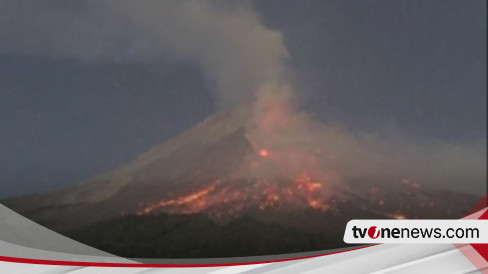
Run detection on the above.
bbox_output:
[367,226,380,239]
[344,220,488,244]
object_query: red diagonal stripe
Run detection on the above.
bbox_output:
[470,206,488,262]
[465,194,488,217]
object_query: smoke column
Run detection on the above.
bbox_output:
[0,0,485,194]
[0,0,292,108]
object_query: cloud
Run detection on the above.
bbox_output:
[1,0,484,195]
[0,0,290,107]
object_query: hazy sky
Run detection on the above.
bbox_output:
[1,0,486,197]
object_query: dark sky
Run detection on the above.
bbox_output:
[1,0,486,198]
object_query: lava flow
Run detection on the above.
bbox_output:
[134,89,347,220]
[136,173,336,220]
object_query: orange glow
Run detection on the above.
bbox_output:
[133,86,350,219]
[307,182,322,191]
[393,213,406,220]
[258,149,269,157]
[387,212,407,220]
[307,198,329,212]
[136,182,218,215]
[135,172,337,218]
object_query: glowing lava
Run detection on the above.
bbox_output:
[136,182,219,215]
[307,198,329,211]
[136,87,343,220]
[135,172,337,220]
[258,149,269,157]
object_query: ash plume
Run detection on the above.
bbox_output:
[0,0,485,195]
[0,0,291,107]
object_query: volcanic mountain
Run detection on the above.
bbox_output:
[4,104,479,257]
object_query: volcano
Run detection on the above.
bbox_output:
[4,104,480,257]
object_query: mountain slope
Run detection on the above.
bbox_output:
[4,105,480,237]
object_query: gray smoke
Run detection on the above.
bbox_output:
[0,0,290,107]
[0,0,485,195]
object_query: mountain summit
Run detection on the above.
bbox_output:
[6,105,477,231]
